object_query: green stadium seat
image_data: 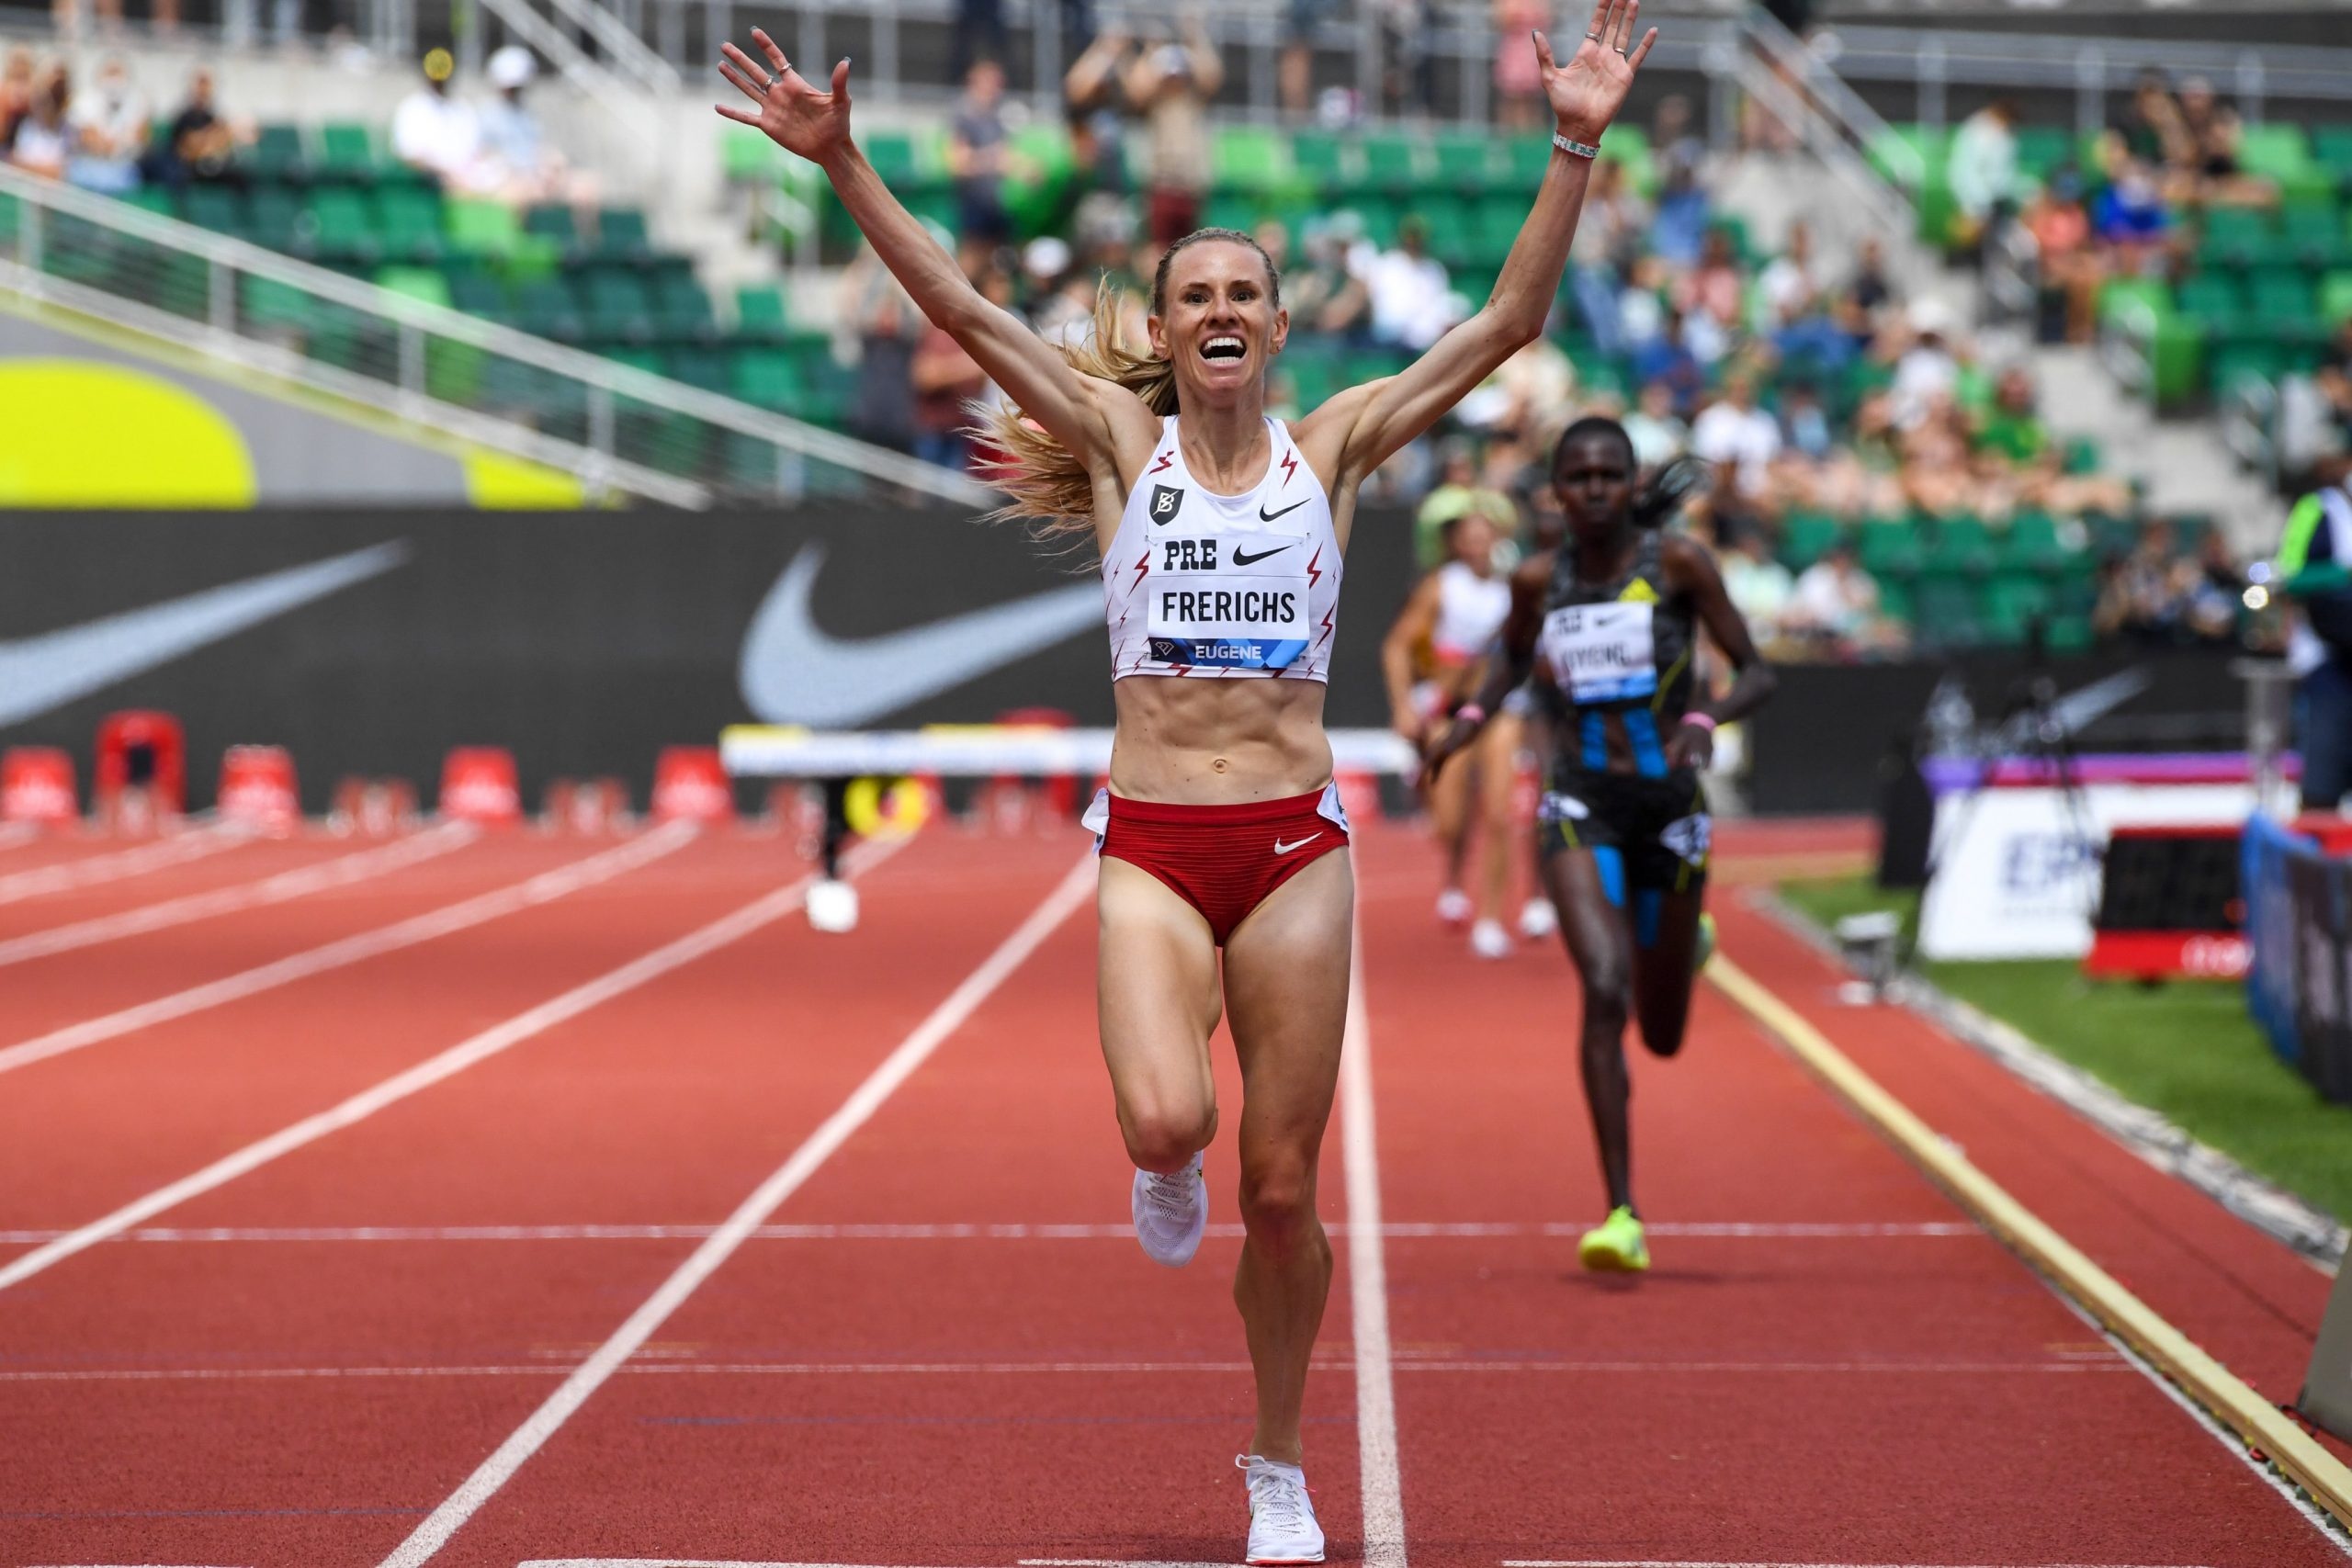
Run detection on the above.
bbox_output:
[1433,132,1498,192]
[2199,206,2275,268]
[1212,127,1286,196]
[2314,127,2352,190]
[1502,134,1553,189]
[729,345,802,411]
[180,185,246,236]
[581,268,656,343]
[2175,272,2247,333]
[245,186,304,251]
[1867,123,1948,190]
[2014,126,2072,182]
[305,187,379,265]
[2249,267,2318,330]
[118,186,172,219]
[513,276,585,343]
[525,203,581,256]
[374,265,452,310]
[251,123,309,185]
[1858,517,1925,578]
[317,121,390,184]
[720,122,780,183]
[447,268,510,321]
[861,130,922,187]
[2000,512,2072,572]
[734,283,789,343]
[1290,131,1351,190]
[373,185,445,263]
[595,207,652,263]
[444,197,520,258]
[1913,576,1984,650]
[1925,515,1996,578]
[2283,201,2351,269]
[651,268,718,343]
[1362,133,1424,195]
[663,345,729,392]
[2238,124,2330,200]
[1779,512,1844,572]
[2322,270,2352,327]
[241,275,321,333]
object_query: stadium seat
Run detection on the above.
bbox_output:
[720,122,779,183]
[2198,206,2275,269]
[1362,132,1424,195]
[1999,512,2073,573]
[1212,127,1286,196]
[1290,131,1351,191]
[374,265,452,310]
[317,121,390,185]
[581,269,656,343]
[1858,517,1925,579]
[860,130,923,187]
[650,267,718,344]
[446,267,511,322]
[305,187,380,265]
[2283,200,2351,269]
[2321,270,2352,327]
[1913,576,1984,649]
[1434,132,1498,192]
[241,274,321,333]
[1779,512,1845,572]
[373,185,446,264]
[246,186,305,251]
[525,203,581,256]
[1979,572,2054,647]
[733,284,789,344]
[663,345,729,392]
[180,185,245,237]
[2313,127,2352,192]
[729,345,802,412]
[513,276,585,343]
[596,207,653,263]
[1924,515,1997,579]
[445,197,520,258]
[251,123,310,186]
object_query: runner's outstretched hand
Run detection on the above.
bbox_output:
[1539,0,1658,143]
[717,28,853,165]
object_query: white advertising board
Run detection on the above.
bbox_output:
[1917,783,2257,961]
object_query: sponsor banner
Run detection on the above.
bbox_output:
[1917,784,2258,960]
[2243,812,2352,1103]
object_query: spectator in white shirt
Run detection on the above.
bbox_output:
[1690,367,1782,500]
[1757,220,1820,327]
[67,57,145,194]
[1948,98,2019,247]
[1358,215,1464,353]
[1622,378,1689,468]
[1720,533,1795,642]
[391,48,488,193]
[474,46,597,211]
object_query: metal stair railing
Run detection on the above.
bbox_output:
[0,166,994,510]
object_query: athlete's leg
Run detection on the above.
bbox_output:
[1429,735,1475,905]
[1219,849,1351,1465]
[1472,712,1522,927]
[1629,883,1706,1058]
[1542,846,1637,1213]
[1098,856,1223,1174]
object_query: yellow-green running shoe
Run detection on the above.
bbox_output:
[1694,911,1717,973]
[1577,1205,1650,1273]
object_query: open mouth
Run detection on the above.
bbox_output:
[1199,335,1248,365]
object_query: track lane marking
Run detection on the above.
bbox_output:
[1341,921,1407,1568]
[377,852,1096,1568]
[0,825,247,903]
[1501,1560,2217,1567]
[0,831,901,1296]
[0,821,695,1081]
[0,1219,1983,1244]
[0,821,477,965]
[1707,952,2352,1537]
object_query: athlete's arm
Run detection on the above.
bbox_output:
[1662,536,1778,772]
[1425,556,1548,779]
[718,34,1145,472]
[1301,0,1655,490]
[1382,575,1443,739]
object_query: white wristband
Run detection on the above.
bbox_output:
[1553,131,1600,161]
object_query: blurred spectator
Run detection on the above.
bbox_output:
[2278,476,2352,811]
[1125,17,1221,245]
[2315,318,2352,452]
[1720,532,1794,645]
[840,241,922,454]
[391,50,481,190]
[951,0,1007,82]
[477,47,597,211]
[1414,441,1517,568]
[947,58,1015,246]
[2118,72,2177,167]
[1455,333,1577,453]
[1690,367,1781,501]
[912,309,989,470]
[0,48,35,144]
[1974,367,2048,465]
[2095,520,2204,643]
[1845,232,1894,317]
[1947,97,2018,254]
[1632,308,1705,418]
[2183,530,2245,643]
[2173,75,2270,207]
[2090,153,2175,269]
[1566,158,1649,356]
[66,55,144,194]
[1888,299,1962,428]
[1280,0,1331,118]
[1379,0,1435,118]
[1757,219,1819,327]
[1287,213,1370,337]
[1787,542,1899,655]
[5,64,71,179]
[153,66,250,189]
[1622,378,1689,468]
[1780,380,1834,462]
[1360,214,1462,352]
[2020,167,2102,342]
[1491,0,1547,130]
[1061,30,1131,207]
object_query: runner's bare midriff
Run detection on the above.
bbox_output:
[1107,676,1332,804]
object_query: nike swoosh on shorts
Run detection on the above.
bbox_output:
[1273,833,1321,854]
[739,543,1103,728]
[0,542,408,730]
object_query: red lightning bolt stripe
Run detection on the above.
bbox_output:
[1279,448,1298,488]
[1131,550,1150,590]
[1304,545,1323,589]
[1148,450,1175,474]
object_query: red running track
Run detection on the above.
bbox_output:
[0,818,2343,1568]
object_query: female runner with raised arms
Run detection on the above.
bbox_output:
[1426,418,1776,1276]
[718,8,1655,1559]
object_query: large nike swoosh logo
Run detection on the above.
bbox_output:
[738,543,1103,728]
[0,543,409,731]
[1259,498,1309,522]
[1231,544,1295,567]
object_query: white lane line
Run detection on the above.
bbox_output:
[0,821,477,966]
[0,821,695,1081]
[0,825,247,903]
[1341,923,1407,1568]
[0,829,896,1297]
[1501,1561,2215,1567]
[0,1219,1981,1244]
[377,852,1096,1568]
[0,1358,2130,1384]
[0,821,40,849]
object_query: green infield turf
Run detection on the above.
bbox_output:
[1775,875,2352,1226]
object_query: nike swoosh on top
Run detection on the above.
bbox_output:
[739,543,1103,728]
[1259,498,1309,523]
[0,543,409,732]
[1273,832,1321,854]
[1230,544,1295,567]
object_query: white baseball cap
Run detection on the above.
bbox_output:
[488,45,536,89]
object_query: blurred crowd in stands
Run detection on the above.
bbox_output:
[1,45,250,191]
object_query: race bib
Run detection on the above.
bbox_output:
[1540,602,1657,703]
[1146,532,1310,670]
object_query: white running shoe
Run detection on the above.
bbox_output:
[1238,1454,1325,1564]
[1130,1151,1206,1267]
[1469,918,1512,959]
[1434,886,1473,927]
[1518,895,1558,939]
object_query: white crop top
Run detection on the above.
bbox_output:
[1102,415,1343,682]
[1430,559,1511,663]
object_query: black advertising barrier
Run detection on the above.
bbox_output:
[0,505,1419,813]
[0,507,2256,816]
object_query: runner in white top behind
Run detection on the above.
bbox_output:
[717,6,1657,1558]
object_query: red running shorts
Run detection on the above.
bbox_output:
[1087,783,1352,945]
